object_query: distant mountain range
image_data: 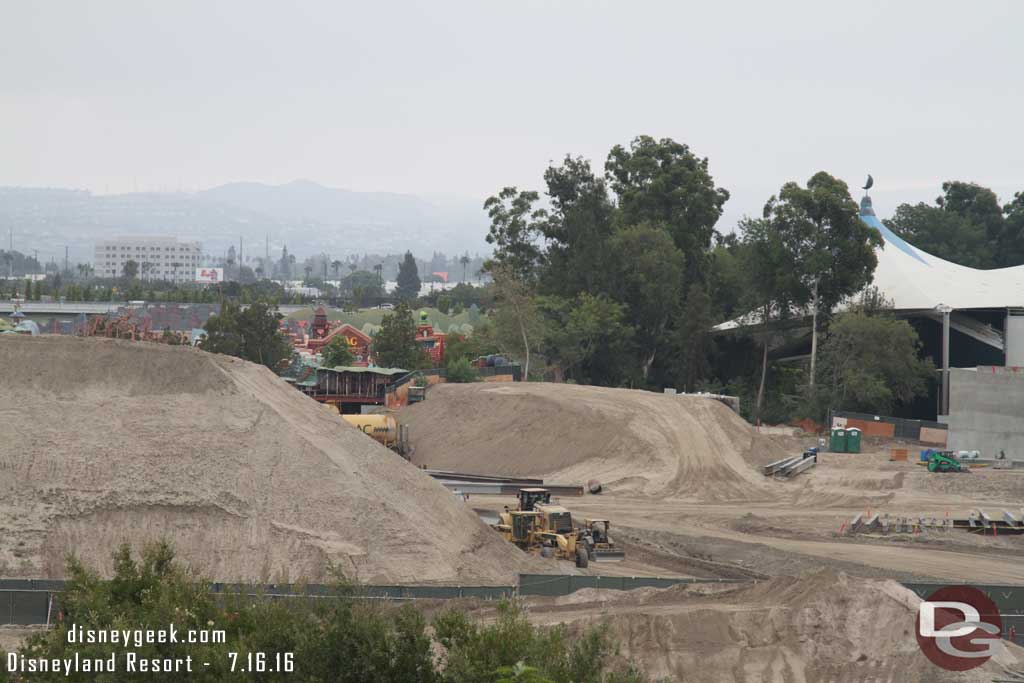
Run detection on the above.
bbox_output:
[0,181,491,264]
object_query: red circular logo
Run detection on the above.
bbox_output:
[916,585,1002,671]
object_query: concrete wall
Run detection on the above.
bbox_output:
[947,367,1024,459]
[1006,312,1024,367]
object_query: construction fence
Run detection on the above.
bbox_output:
[6,577,1024,642]
[829,410,948,445]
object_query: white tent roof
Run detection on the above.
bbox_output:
[715,198,1024,343]
[859,198,1024,311]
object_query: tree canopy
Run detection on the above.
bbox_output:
[814,309,934,417]
[482,137,721,386]
[396,251,421,301]
[321,335,356,368]
[884,181,1024,269]
[372,302,426,370]
[201,302,292,369]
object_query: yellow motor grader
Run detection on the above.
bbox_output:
[492,488,624,567]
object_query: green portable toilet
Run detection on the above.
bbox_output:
[846,427,862,453]
[830,427,847,453]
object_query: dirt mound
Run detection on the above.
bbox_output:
[537,570,1019,682]
[400,383,787,500]
[0,336,541,584]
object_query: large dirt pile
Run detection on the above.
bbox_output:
[0,336,540,584]
[537,570,1019,682]
[400,383,786,500]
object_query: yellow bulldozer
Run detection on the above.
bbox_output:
[492,488,624,567]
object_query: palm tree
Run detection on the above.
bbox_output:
[172,262,182,282]
[304,264,313,282]
[331,260,342,280]
[459,254,470,282]
[373,263,383,284]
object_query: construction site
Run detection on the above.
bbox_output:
[3,334,1024,681]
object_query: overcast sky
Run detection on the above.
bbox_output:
[2,0,1022,230]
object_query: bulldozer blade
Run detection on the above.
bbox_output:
[592,550,626,562]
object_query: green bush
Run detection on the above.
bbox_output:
[321,335,356,368]
[11,545,651,683]
[446,357,478,383]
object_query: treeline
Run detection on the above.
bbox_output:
[0,276,297,306]
[250,247,487,286]
[481,136,937,423]
[885,182,1024,269]
[0,543,651,683]
[0,249,42,277]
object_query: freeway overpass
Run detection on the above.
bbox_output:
[0,301,309,316]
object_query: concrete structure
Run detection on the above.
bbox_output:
[947,367,1024,460]
[94,236,201,282]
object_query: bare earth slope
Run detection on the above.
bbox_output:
[401,383,785,500]
[0,336,539,584]
[523,570,1020,682]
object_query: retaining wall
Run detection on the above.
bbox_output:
[948,367,1024,459]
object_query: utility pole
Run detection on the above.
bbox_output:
[7,229,12,279]
[65,245,69,276]
[938,304,952,416]
[808,276,820,391]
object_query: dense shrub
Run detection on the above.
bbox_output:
[446,357,478,383]
[8,545,652,683]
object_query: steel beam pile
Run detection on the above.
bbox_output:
[424,470,584,496]
[762,452,817,479]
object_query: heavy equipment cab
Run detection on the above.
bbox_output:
[518,488,552,511]
[504,511,540,546]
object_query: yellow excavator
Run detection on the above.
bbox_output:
[492,488,624,567]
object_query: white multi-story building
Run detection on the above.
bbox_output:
[94,236,202,282]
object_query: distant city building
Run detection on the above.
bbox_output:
[94,236,201,282]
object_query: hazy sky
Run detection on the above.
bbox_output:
[2,0,1022,230]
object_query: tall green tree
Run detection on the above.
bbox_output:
[396,251,421,301]
[756,172,881,400]
[707,234,748,323]
[372,302,425,369]
[122,259,139,279]
[885,181,1014,268]
[815,309,934,417]
[321,335,356,368]
[738,216,804,418]
[937,180,1004,244]
[606,225,685,380]
[484,187,547,281]
[202,301,291,368]
[675,283,715,391]
[604,135,729,285]
[1002,191,1024,266]
[489,263,545,379]
[537,293,634,385]
[884,202,992,268]
[538,156,616,296]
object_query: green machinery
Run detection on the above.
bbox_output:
[927,451,966,473]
